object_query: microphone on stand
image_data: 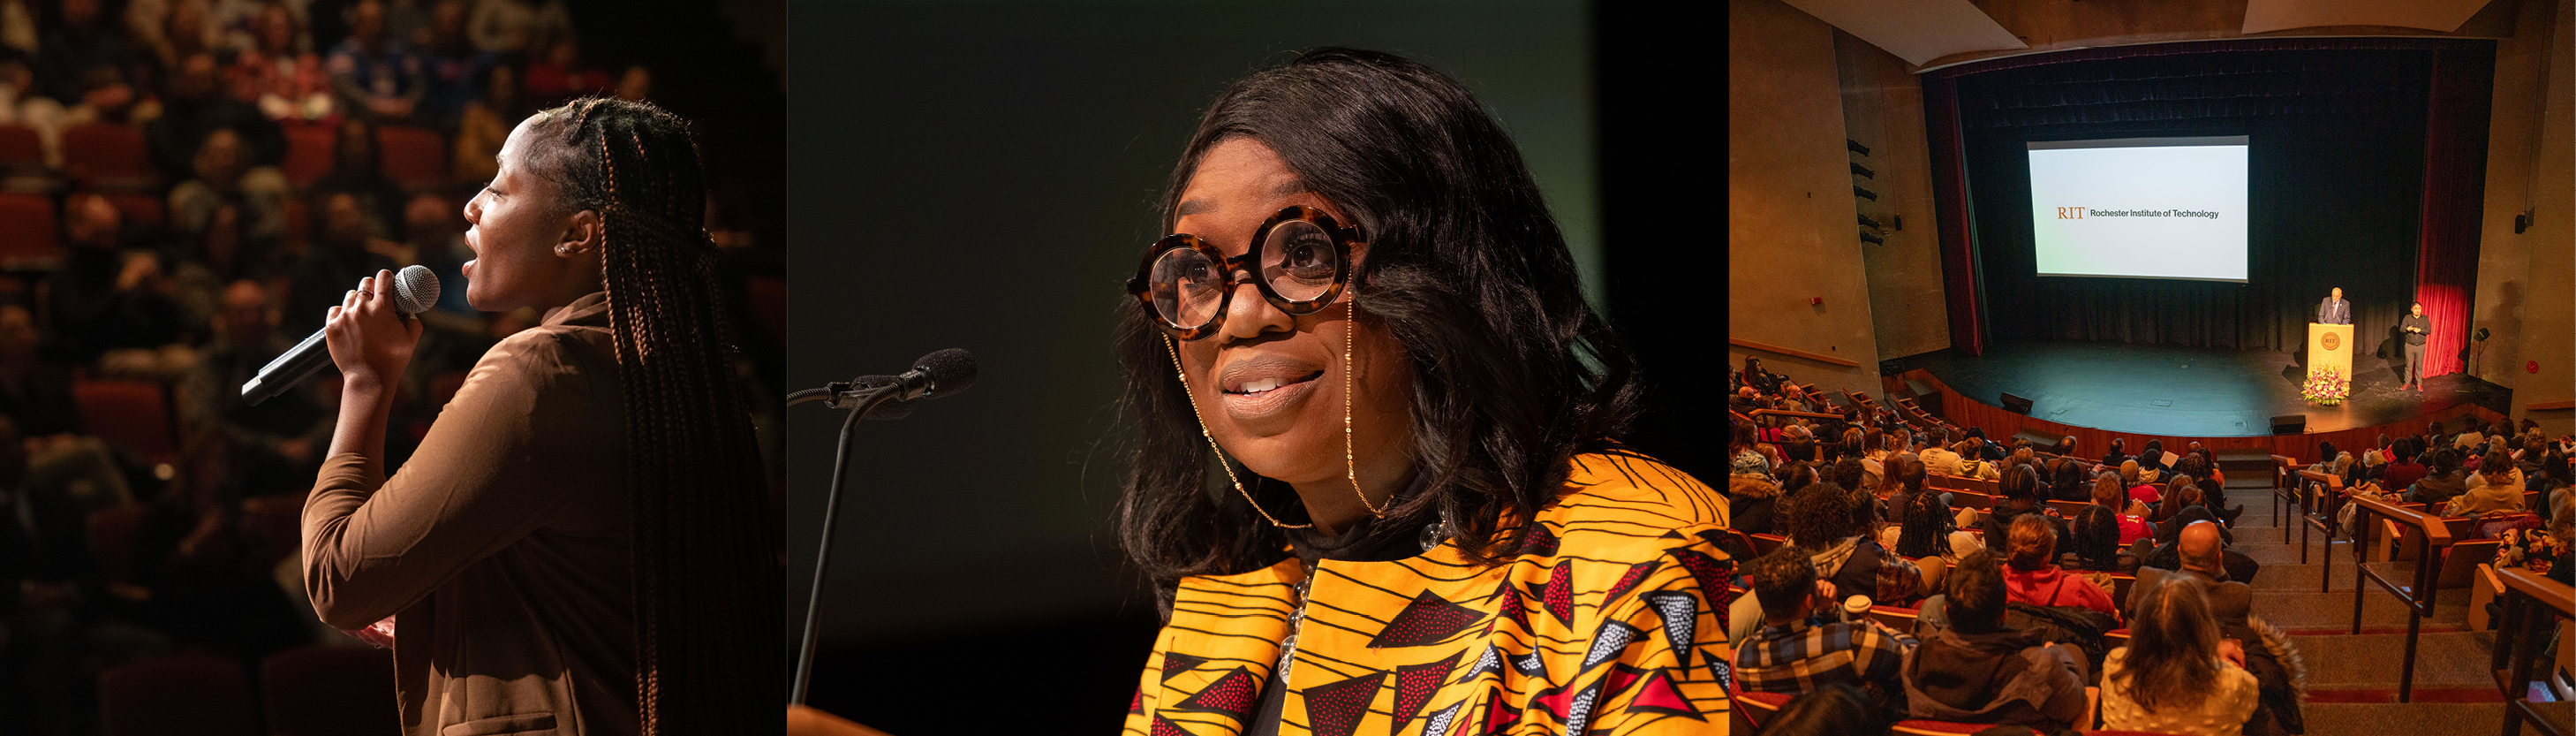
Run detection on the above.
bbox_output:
[241,265,440,406]
[787,348,977,705]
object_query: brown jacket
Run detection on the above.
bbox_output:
[302,292,636,736]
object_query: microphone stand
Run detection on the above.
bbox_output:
[788,383,903,706]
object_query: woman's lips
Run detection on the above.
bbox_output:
[1220,369,1324,420]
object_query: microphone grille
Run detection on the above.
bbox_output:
[392,265,441,314]
[914,348,977,398]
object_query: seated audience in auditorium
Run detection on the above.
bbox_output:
[2062,505,2142,576]
[2129,521,2253,626]
[167,201,283,337]
[283,192,399,335]
[2095,474,2155,545]
[2050,436,2075,457]
[2100,576,2261,736]
[1732,473,1782,536]
[1742,356,1782,394]
[2103,436,2132,467]
[2494,502,2572,587]
[1736,548,1915,725]
[2149,483,2237,553]
[1968,428,2006,463]
[2449,449,2528,516]
[1900,550,2090,728]
[2534,448,2572,515]
[1983,466,2066,554]
[2463,447,2525,493]
[2122,459,2159,505]
[2364,433,2394,469]
[1888,464,1976,563]
[2048,459,2089,503]
[1775,460,1820,497]
[1785,466,1925,606]
[2405,448,2469,507]
[2140,439,2171,474]
[2381,443,2429,490]
[178,280,329,498]
[310,116,409,240]
[1921,429,1964,477]
[416,0,487,130]
[49,194,185,368]
[1858,429,1886,489]
[1734,420,1773,477]
[169,125,291,242]
[329,0,426,124]
[2004,514,2119,619]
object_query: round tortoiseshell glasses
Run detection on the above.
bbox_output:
[1125,205,1365,340]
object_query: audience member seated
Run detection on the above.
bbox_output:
[2532,449,2572,515]
[1736,548,1916,727]
[0,303,132,512]
[1733,473,1782,536]
[2062,505,2142,578]
[2381,444,2429,490]
[311,114,409,235]
[1968,428,2006,464]
[451,62,517,183]
[230,2,336,122]
[2093,474,2155,545]
[416,0,488,129]
[1921,429,1964,478]
[328,0,427,125]
[1773,460,1819,498]
[2100,576,2261,736]
[2128,521,2253,626]
[150,51,285,193]
[1900,550,2090,728]
[169,125,291,242]
[49,194,185,368]
[2050,436,2075,458]
[1982,466,2066,554]
[169,201,283,335]
[1888,463,1977,563]
[2102,436,2132,468]
[1786,463,1925,606]
[2405,448,2469,508]
[178,280,328,499]
[614,64,650,103]
[2448,449,2527,516]
[2139,439,2172,475]
[36,0,143,118]
[2047,459,2089,503]
[2121,459,2159,505]
[283,191,398,335]
[2006,514,2119,619]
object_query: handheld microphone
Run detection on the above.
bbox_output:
[241,266,440,406]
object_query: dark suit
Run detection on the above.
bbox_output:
[2316,297,2352,325]
[2401,314,2432,385]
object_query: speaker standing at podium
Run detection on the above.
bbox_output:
[2316,287,2352,325]
[2401,301,2433,391]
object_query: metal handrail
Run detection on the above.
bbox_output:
[2346,493,2455,702]
[2491,566,2574,736]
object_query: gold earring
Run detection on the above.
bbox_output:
[1167,334,1311,529]
[1347,293,1386,517]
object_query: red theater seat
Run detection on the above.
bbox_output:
[0,124,43,169]
[283,123,336,189]
[61,123,156,189]
[0,192,62,269]
[99,655,260,736]
[377,125,447,190]
[73,379,180,467]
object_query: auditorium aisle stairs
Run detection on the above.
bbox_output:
[2210,451,2552,735]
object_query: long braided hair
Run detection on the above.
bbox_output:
[524,97,778,734]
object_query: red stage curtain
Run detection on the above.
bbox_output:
[1924,74,1986,356]
[2413,46,2493,378]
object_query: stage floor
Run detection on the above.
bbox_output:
[1886,341,2514,437]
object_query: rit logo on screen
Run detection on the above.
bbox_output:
[2055,207,2088,219]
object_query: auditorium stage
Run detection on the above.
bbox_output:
[1885,341,2514,437]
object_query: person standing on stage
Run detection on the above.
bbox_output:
[303,98,778,735]
[2400,301,2433,391]
[2316,287,2351,325]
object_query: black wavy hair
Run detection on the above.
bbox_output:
[1113,49,1643,585]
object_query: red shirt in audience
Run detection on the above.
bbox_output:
[2004,565,2120,619]
[2383,460,2428,490]
[2127,483,2160,505]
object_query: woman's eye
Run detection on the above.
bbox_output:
[1285,239,1333,270]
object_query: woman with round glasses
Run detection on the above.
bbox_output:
[1117,49,1731,735]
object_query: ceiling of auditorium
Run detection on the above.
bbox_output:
[1781,0,2503,67]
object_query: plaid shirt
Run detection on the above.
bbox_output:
[1734,615,1916,696]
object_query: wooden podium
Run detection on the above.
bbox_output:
[2308,322,2353,387]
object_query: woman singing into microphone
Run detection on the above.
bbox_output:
[1117,49,1729,734]
[303,98,778,735]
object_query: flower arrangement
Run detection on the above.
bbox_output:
[2301,367,2349,406]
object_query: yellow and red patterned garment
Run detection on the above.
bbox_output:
[1122,452,1736,736]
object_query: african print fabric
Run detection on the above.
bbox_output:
[1121,452,1735,735]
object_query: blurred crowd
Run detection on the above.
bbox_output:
[0,2,777,734]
